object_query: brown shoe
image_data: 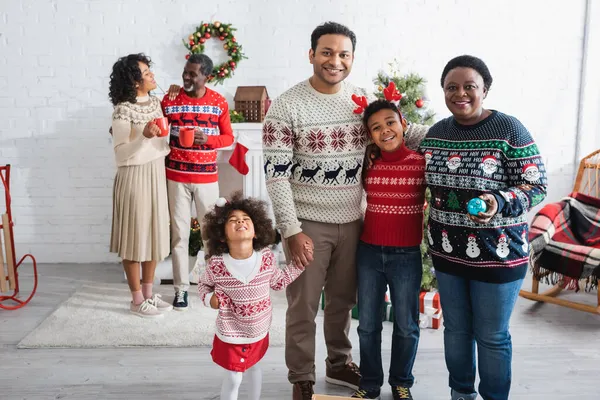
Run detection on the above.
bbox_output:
[325,361,361,390]
[292,381,314,400]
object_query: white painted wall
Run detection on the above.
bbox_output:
[0,0,591,263]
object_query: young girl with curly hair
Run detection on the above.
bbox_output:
[198,192,309,400]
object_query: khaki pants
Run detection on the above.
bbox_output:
[284,218,362,383]
[167,180,219,292]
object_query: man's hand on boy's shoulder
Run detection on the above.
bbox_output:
[404,123,430,151]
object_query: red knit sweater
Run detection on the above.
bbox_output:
[361,144,426,247]
[161,88,234,184]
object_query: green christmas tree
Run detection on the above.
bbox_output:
[447,191,461,210]
[373,60,435,126]
[373,60,437,291]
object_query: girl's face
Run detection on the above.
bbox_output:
[443,67,487,124]
[224,209,255,243]
[367,108,407,153]
[136,61,157,96]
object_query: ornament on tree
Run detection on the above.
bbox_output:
[182,21,247,85]
[372,60,435,125]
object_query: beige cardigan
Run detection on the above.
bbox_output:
[111,95,170,167]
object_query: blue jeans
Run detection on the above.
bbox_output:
[435,270,523,400]
[356,241,422,390]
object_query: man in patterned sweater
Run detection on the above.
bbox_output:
[262,22,428,400]
[161,54,234,310]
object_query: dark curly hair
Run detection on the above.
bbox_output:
[311,21,356,52]
[202,191,276,258]
[109,53,152,106]
[440,55,493,91]
[362,99,403,129]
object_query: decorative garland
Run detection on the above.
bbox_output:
[183,21,245,85]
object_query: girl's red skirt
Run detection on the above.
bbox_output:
[211,334,269,372]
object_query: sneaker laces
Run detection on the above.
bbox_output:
[395,386,411,398]
[352,389,368,398]
[149,294,163,306]
[138,299,157,312]
[348,362,361,375]
[298,382,313,397]
[175,291,186,303]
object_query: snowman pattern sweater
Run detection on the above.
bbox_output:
[420,111,547,283]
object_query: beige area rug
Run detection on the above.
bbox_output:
[17,283,288,349]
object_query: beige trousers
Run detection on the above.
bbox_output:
[167,180,219,292]
[284,218,362,383]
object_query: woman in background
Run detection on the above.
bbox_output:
[109,53,172,318]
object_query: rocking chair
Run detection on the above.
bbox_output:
[519,149,600,314]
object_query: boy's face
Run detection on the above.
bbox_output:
[224,209,255,244]
[367,108,407,153]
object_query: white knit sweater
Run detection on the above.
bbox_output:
[198,248,304,344]
[111,95,170,167]
[262,79,429,238]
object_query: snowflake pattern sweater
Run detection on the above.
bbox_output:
[197,248,304,344]
[161,87,234,184]
[420,111,548,283]
[262,79,428,238]
[361,144,426,247]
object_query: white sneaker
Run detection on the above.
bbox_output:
[148,294,173,312]
[130,299,163,318]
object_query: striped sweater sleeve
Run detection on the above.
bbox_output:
[262,98,302,238]
[492,125,548,217]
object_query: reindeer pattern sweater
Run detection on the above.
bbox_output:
[263,79,428,238]
[161,88,234,184]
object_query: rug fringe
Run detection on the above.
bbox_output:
[531,264,599,293]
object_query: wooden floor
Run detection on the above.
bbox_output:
[1,263,599,399]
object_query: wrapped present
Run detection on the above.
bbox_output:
[419,291,442,329]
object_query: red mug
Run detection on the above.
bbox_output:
[179,128,195,148]
[154,117,169,137]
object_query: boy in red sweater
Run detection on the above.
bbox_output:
[351,100,426,400]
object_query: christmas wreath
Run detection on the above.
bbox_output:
[183,21,245,85]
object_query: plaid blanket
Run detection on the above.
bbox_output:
[529,192,600,291]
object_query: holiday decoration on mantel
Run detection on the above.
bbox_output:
[183,21,246,85]
[229,109,246,123]
[234,86,271,122]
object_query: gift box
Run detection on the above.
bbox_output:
[419,291,442,329]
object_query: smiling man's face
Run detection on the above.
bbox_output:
[309,34,354,88]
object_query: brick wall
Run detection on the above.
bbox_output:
[0,0,590,262]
